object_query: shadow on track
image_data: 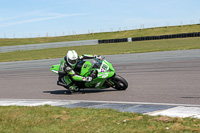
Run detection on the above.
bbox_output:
[43,89,118,95]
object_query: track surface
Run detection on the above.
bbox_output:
[1,50,200,105]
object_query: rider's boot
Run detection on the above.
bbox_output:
[57,71,67,86]
[57,78,67,87]
[69,85,79,92]
[57,79,79,92]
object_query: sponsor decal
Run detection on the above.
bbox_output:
[95,82,101,87]
[98,73,108,78]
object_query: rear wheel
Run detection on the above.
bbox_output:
[112,75,128,90]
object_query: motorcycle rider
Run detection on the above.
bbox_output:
[57,50,102,91]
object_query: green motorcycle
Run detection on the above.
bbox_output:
[50,58,128,92]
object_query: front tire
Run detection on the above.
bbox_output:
[112,75,128,90]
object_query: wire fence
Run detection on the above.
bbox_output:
[1,19,200,38]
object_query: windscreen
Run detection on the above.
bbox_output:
[83,58,102,69]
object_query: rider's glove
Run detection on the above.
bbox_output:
[94,55,102,60]
[82,76,92,82]
[64,64,72,72]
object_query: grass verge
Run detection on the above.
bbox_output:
[0,105,199,133]
[0,24,200,46]
[1,37,200,62]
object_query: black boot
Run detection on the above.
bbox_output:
[57,79,67,87]
[57,71,67,86]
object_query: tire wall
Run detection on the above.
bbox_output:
[98,32,200,44]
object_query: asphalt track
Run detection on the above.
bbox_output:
[0,49,200,105]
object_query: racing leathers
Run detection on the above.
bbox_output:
[57,54,102,91]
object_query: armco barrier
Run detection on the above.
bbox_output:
[98,32,200,44]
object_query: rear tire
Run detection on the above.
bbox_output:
[112,75,128,90]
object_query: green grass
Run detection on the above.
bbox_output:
[1,37,200,62]
[0,106,199,133]
[1,24,200,46]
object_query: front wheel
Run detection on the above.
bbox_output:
[111,75,128,90]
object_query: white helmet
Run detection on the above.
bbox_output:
[66,50,78,66]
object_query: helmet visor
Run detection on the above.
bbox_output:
[68,58,77,65]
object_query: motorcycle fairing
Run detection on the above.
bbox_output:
[50,64,60,74]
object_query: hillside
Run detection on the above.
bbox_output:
[1,37,200,62]
[0,24,200,46]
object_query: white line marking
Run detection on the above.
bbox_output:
[149,106,200,118]
[193,114,200,119]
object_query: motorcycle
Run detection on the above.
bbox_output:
[50,57,128,92]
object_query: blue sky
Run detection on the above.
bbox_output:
[0,0,200,38]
